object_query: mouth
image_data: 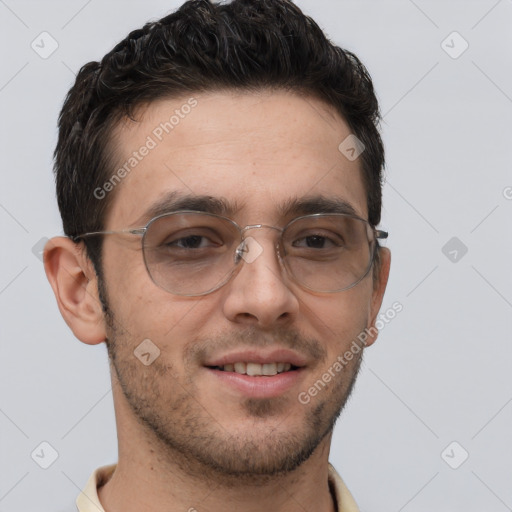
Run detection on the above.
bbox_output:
[207,362,299,376]
[203,350,307,398]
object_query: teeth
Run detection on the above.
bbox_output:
[217,362,294,375]
[234,362,246,374]
[262,363,277,376]
[246,362,261,376]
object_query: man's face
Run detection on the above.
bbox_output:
[99,90,386,478]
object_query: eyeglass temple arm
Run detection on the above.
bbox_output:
[71,227,146,242]
[375,230,388,240]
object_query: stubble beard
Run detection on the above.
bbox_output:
[100,282,364,486]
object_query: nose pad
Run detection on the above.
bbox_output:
[234,240,245,264]
[234,236,264,265]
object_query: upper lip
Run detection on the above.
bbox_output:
[204,349,308,367]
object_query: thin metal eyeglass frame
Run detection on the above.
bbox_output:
[72,210,389,296]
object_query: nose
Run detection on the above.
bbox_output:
[221,232,300,328]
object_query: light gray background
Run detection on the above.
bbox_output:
[1,0,511,511]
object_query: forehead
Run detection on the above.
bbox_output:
[106,90,368,227]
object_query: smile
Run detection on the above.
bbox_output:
[209,362,297,376]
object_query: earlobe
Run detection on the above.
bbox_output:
[364,247,391,347]
[43,236,107,345]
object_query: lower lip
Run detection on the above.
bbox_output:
[205,367,305,398]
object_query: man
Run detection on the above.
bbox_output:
[44,0,390,510]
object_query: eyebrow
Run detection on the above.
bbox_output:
[133,191,360,226]
[133,191,243,225]
[278,195,359,218]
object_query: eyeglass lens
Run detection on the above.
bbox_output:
[142,212,375,296]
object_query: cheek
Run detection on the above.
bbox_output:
[305,288,372,352]
[102,244,221,352]
[104,265,218,358]
[101,244,165,338]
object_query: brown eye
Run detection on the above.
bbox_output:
[292,234,340,249]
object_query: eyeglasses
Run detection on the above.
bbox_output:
[73,211,388,296]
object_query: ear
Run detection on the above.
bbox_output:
[43,236,107,345]
[364,247,391,347]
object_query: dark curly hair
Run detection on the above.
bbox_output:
[55,0,385,278]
